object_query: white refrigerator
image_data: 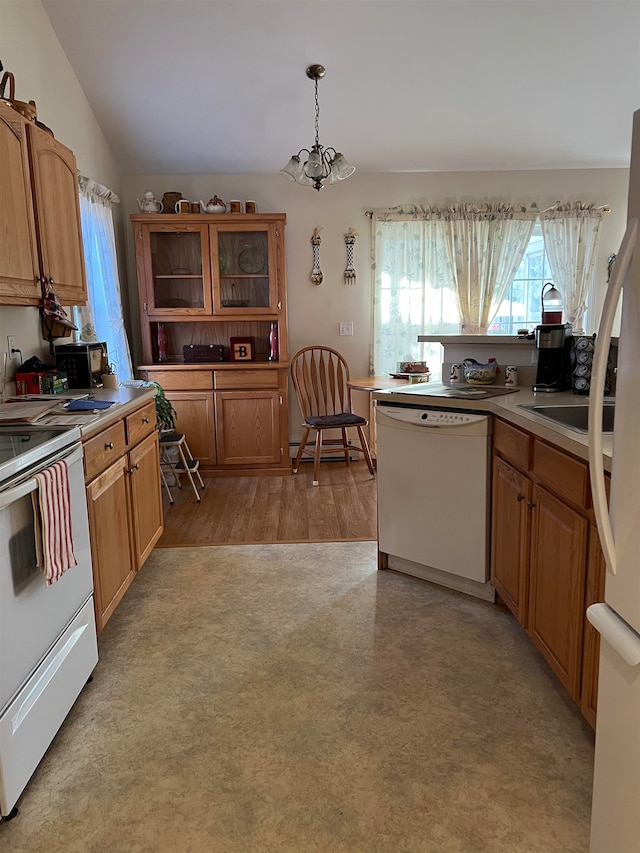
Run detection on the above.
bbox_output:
[588,108,640,852]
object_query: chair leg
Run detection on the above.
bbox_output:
[177,442,201,503]
[341,428,350,467]
[357,425,376,477]
[313,429,322,486]
[182,439,205,490]
[293,428,311,473]
[160,466,174,505]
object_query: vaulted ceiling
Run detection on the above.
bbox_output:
[42,0,640,175]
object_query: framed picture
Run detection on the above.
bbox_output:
[230,336,255,362]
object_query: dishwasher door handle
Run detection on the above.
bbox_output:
[378,408,438,427]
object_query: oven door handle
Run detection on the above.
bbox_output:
[0,443,83,510]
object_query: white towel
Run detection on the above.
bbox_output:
[31,459,77,585]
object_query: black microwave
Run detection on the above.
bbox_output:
[54,342,108,388]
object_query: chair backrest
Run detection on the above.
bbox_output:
[290,346,354,420]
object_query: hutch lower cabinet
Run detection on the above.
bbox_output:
[132,213,290,476]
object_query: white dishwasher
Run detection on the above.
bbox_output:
[376,402,494,601]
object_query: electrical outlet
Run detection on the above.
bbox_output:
[7,336,19,361]
[339,322,354,336]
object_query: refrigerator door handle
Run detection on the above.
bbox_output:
[588,218,638,576]
[587,602,640,666]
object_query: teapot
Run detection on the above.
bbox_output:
[200,195,227,213]
[463,357,499,385]
[137,191,163,214]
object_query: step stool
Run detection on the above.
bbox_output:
[159,431,205,504]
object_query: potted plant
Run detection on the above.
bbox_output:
[151,381,177,433]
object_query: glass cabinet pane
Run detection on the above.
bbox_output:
[216,229,272,311]
[149,231,206,311]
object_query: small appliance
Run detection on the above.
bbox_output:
[54,342,107,389]
[532,323,573,392]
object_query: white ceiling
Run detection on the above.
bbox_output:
[42,0,640,176]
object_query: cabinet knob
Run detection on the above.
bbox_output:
[48,276,54,285]
[105,442,114,450]
[527,501,536,509]
[142,417,150,424]
[128,463,140,474]
[517,494,525,502]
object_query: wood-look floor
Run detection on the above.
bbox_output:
[157,460,377,547]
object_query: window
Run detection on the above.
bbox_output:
[488,224,552,334]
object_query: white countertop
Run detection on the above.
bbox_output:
[36,386,157,439]
[373,382,613,471]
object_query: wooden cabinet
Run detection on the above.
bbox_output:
[133,213,290,477]
[528,484,587,698]
[491,416,608,724]
[0,102,87,306]
[0,103,40,304]
[491,456,532,626]
[84,398,163,632]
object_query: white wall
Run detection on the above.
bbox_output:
[0,0,122,386]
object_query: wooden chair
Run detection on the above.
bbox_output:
[290,346,375,486]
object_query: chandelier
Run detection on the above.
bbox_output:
[280,64,355,191]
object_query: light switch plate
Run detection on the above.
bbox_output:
[339,322,353,336]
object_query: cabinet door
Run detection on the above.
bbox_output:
[166,391,216,466]
[136,223,211,318]
[491,457,532,626]
[86,456,135,633]
[215,390,281,465]
[581,525,607,728]
[27,124,87,305]
[0,104,40,305]
[128,431,164,568]
[528,484,588,699]
[212,223,278,315]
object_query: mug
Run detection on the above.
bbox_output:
[102,373,119,389]
[175,199,190,214]
[229,200,242,214]
[504,365,519,387]
[450,363,462,384]
[245,200,257,214]
[190,202,200,214]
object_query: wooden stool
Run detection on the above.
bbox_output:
[159,431,204,504]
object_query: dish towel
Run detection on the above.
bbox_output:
[31,459,77,585]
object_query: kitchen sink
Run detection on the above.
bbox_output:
[518,403,615,433]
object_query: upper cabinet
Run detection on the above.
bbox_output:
[0,102,88,306]
[0,103,40,304]
[131,213,287,366]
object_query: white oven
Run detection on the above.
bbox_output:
[0,426,98,820]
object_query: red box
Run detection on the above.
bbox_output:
[15,370,58,395]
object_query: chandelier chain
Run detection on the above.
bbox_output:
[314,78,320,148]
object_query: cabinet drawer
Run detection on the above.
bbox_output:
[84,420,127,482]
[214,369,280,390]
[141,369,213,390]
[532,439,590,510]
[126,400,156,446]
[494,418,532,471]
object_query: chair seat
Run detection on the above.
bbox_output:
[305,413,367,428]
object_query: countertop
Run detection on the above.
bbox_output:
[373,382,614,472]
[36,386,157,440]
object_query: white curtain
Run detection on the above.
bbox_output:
[371,205,458,377]
[74,176,133,380]
[441,204,536,334]
[539,202,605,332]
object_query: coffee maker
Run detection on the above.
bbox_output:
[533,323,573,392]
